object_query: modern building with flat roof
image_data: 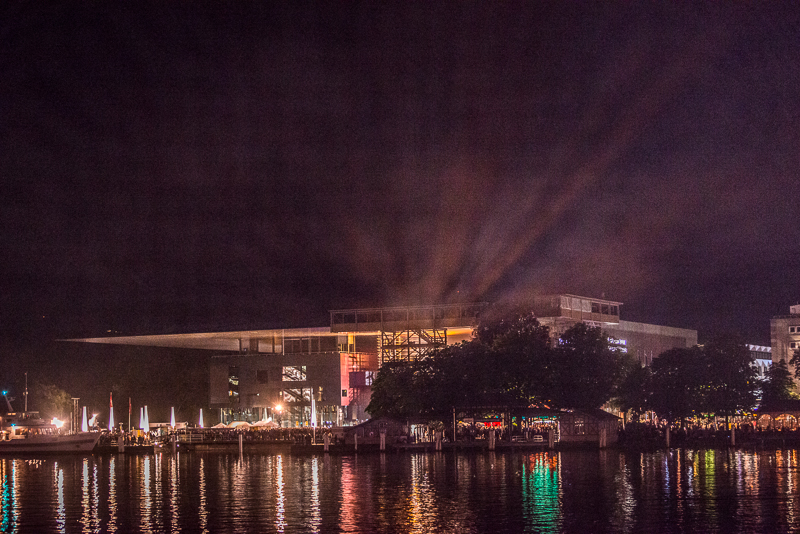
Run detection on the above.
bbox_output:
[771,304,800,365]
[74,295,698,426]
[532,294,697,365]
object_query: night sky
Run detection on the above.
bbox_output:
[3,2,800,347]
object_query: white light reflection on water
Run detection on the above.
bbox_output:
[788,450,799,529]
[612,452,634,533]
[231,452,247,533]
[309,456,321,532]
[275,454,286,533]
[153,453,164,530]
[141,455,152,533]
[198,457,208,534]
[108,456,117,533]
[686,449,696,498]
[54,462,64,533]
[169,452,179,532]
[80,458,89,532]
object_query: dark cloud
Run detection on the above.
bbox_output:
[2,2,800,344]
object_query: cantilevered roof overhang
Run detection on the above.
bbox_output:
[68,303,489,351]
[67,327,333,351]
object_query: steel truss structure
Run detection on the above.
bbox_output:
[380,328,448,365]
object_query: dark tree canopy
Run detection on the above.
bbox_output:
[552,322,627,410]
[648,346,706,423]
[789,348,800,381]
[761,358,795,405]
[702,335,758,418]
[367,314,627,420]
[368,314,765,424]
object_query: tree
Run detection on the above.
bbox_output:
[788,348,800,381]
[365,360,424,420]
[552,322,624,410]
[761,358,795,405]
[702,335,758,422]
[367,314,628,419]
[32,382,72,420]
[478,312,554,406]
[613,362,652,422]
[648,347,705,425]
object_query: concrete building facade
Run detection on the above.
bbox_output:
[532,294,698,365]
[770,304,800,365]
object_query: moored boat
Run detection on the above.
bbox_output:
[0,412,100,454]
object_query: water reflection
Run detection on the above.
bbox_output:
[169,452,178,533]
[0,449,799,531]
[54,462,64,533]
[198,457,208,534]
[275,454,286,533]
[521,452,561,533]
[108,456,117,533]
[141,455,152,532]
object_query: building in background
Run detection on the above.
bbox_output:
[73,295,698,426]
[749,344,773,380]
[532,295,697,366]
[770,305,800,366]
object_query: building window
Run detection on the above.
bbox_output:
[228,366,240,400]
[282,388,312,403]
[791,326,797,333]
[792,342,797,349]
[282,366,307,381]
[574,416,585,435]
[591,302,601,314]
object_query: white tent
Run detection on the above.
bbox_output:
[212,422,227,428]
[252,420,278,428]
[228,421,251,428]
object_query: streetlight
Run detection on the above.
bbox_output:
[275,404,283,427]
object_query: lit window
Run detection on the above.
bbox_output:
[228,366,240,399]
[574,417,585,435]
[282,366,307,381]
[282,388,312,403]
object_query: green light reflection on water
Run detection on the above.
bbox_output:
[520,452,561,533]
[0,461,14,533]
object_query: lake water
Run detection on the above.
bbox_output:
[1,448,799,533]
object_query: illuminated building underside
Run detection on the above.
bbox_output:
[330,303,487,366]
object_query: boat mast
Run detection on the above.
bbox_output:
[24,373,27,413]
